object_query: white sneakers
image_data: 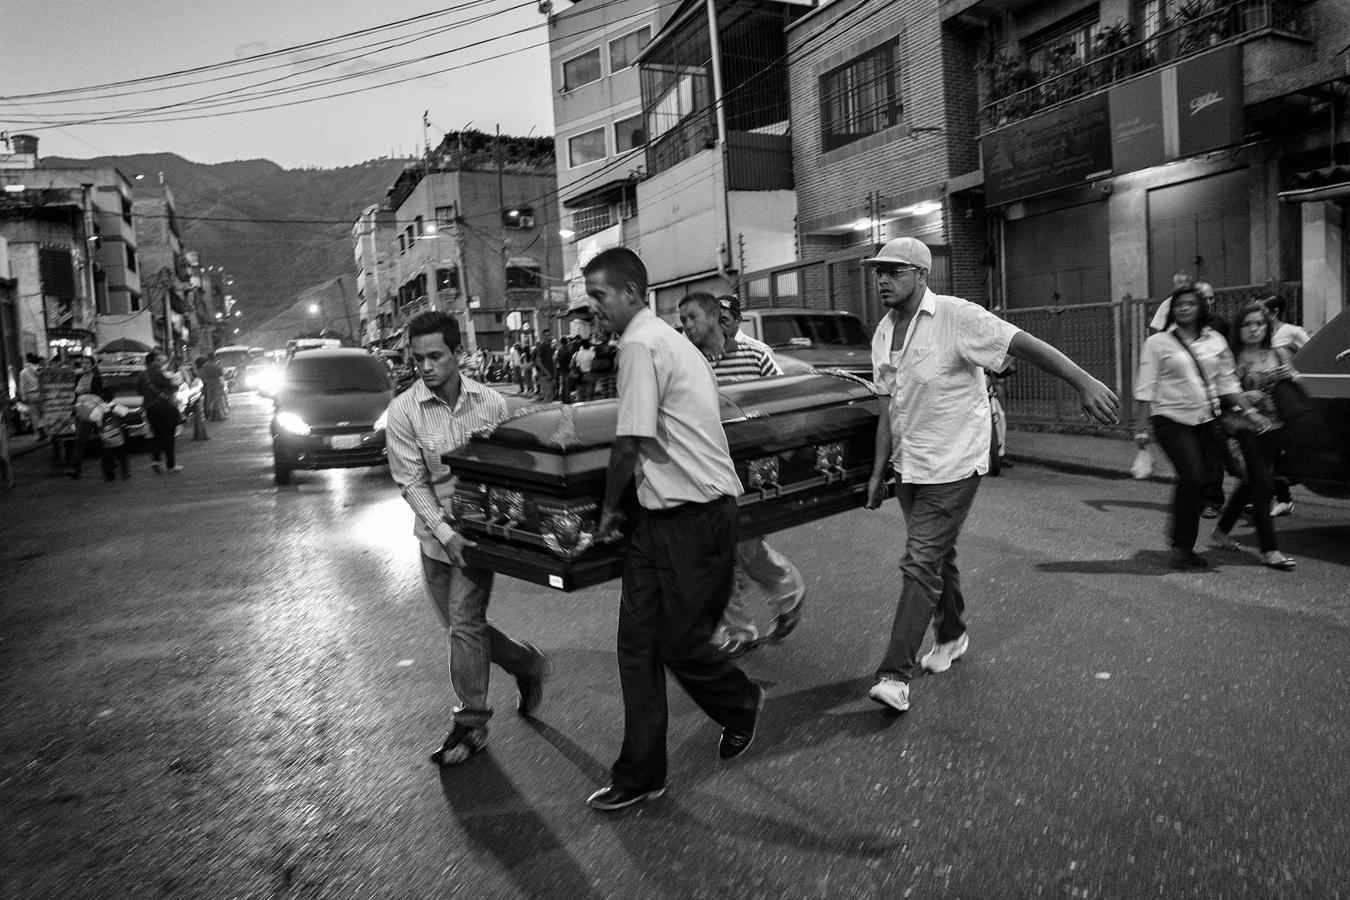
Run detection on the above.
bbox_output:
[920,633,969,674]
[868,677,909,712]
[1270,500,1294,518]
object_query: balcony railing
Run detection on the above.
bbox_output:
[980,0,1305,131]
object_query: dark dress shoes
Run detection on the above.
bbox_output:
[719,685,765,760]
[586,784,665,811]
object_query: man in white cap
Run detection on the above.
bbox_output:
[861,236,1119,713]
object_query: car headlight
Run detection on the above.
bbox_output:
[276,411,312,435]
[374,409,388,431]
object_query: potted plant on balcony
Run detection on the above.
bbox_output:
[983,51,1037,126]
[1090,18,1134,86]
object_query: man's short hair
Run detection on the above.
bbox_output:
[679,291,720,320]
[582,246,648,297]
[716,293,742,319]
[407,310,462,351]
[1262,294,1288,319]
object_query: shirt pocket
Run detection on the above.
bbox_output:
[905,346,940,384]
[417,430,452,476]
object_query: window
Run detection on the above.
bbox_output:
[398,233,407,254]
[563,48,602,91]
[506,264,541,289]
[414,215,424,237]
[568,128,606,167]
[820,37,903,153]
[435,205,456,227]
[609,26,651,72]
[1022,8,1099,78]
[615,114,646,153]
[502,206,535,229]
[436,267,458,292]
[125,245,138,273]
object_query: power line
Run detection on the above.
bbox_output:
[0,1,499,101]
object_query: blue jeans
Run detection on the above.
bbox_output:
[1150,416,1218,552]
[420,554,544,728]
[877,473,982,683]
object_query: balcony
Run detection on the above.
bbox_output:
[980,0,1307,131]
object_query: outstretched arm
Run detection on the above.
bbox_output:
[1008,331,1120,425]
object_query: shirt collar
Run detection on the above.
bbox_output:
[410,372,489,411]
[881,288,937,335]
[619,306,657,345]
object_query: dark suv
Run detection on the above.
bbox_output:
[270,349,393,484]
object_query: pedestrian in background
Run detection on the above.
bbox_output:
[1133,284,1250,570]
[20,354,44,439]
[678,292,805,658]
[1261,293,1308,518]
[535,334,557,401]
[572,339,596,401]
[584,248,762,812]
[0,399,13,489]
[385,310,552,768]
[201,353,229,421]
[1209,302,1297,570]
[139,350,183,474]
[862,237,1118,714]
[94,387,132,482]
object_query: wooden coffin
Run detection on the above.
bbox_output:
[445,372,885,591]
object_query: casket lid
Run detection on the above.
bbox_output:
[482,372,879,452]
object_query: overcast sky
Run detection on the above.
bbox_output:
[0,0,557,169]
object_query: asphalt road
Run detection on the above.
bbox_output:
[2,393,1348,899]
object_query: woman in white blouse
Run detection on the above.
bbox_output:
[1133,285,1254,570]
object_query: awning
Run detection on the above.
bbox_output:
[1278,165,1350,202]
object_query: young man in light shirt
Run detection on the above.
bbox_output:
[862,237,1119,713]
[385,311,551,768]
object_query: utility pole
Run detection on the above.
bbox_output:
[453,206,479,352]
[496,124,510,345]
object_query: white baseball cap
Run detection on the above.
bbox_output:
[861,237,933,270]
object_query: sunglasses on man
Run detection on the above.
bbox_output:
[875,264,921,277]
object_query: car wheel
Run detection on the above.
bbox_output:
[274,454,292,485]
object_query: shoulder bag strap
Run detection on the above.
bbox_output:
[1169,332,1220,417]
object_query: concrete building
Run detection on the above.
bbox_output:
[0,161,101,366]
[133,180,196,356]
[1,135,146,351]
[783,0,988,326]
[351,202,398,347]
[379,131,561,351]
[951,0,1348,330]
[549,0,671,308]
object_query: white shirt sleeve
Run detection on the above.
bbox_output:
[385,399,457,546]
[955,303,1020,372]
[615,341,660,439]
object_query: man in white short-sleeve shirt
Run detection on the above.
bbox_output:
[581,248,762,813]
[862,237,1119,714]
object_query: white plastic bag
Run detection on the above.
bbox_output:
[1130,445,1155,480]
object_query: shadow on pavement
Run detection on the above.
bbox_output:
[1081,497,1171,514]
[439,755,606,900]
[1035,548,1210,575]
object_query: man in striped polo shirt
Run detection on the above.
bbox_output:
[386,311,552,768]
[678,292,808,658]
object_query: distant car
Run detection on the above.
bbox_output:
[735,308,873,379]
[270,348,393,484]
[1284,307,1350,499]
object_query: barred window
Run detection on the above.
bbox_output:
[819,38,903,153]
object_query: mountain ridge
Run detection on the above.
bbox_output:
[45,152,410,342]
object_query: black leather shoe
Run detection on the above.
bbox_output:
[586,784,665,811]
[429,723,489,767]
[719,685,765,760]
[1169,548,1210,570]
[516,644,553,718]
[765,605,802,643]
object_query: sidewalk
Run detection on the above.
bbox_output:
[1004,427,1176,483]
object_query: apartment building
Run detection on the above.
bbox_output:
[351,202,398,346]
[952,0,1348,329]
[376,131,561,351]
[133,180,195,355]
[784,0,988,326]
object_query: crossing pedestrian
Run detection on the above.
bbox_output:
[584,248,762,812]
[862,237,1119,714]
[385,310,552,768]
[138,351,183,474]
[1134,283,1250,570]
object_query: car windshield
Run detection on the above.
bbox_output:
[103,372,143,396]
[284,356,391,393]
[761,315,869,349]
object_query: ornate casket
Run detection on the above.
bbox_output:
[445,372,885,591]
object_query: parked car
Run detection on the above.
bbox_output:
[735,308,873,379]
[1285,307,1350,498]
[270,348,393,485]
[101,365,198,441]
